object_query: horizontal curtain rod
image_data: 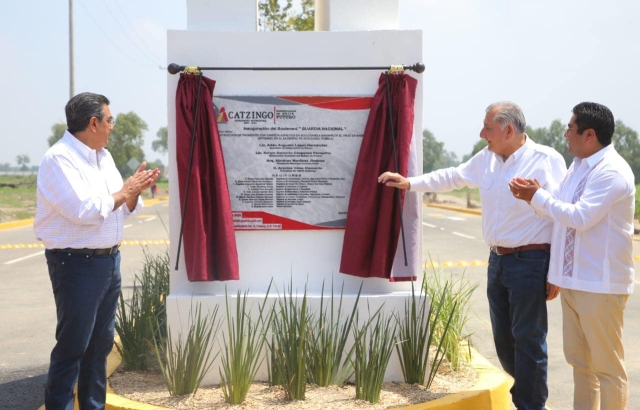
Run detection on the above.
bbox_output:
[167,62,425,75]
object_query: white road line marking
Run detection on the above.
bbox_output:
[4,251,45,265]
[440,227,445,230]
[144,216,156,222]
[452,231,475,239]
[446,217,465,221]
[124,224,133,229]
[422,223,437,228]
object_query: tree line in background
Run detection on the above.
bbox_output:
[424,120,640,183]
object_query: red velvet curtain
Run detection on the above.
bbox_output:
[340,73,417,279]
[175,74,239,281]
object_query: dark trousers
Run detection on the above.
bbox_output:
[487,249,549,410]
[44,250,121,410]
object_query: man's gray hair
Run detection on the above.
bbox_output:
[65,92,110,134]
[486,101,526,134]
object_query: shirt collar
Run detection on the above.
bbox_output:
[584,144,613,167]
[62,130,106,164]
[506,134,533,164]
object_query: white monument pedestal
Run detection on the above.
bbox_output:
[167,0,424,385]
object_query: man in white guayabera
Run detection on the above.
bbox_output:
[510,102,635,410]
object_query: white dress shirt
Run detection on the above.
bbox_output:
[34,131,143,249]
[408,136,567,248]
[530,144,635,294]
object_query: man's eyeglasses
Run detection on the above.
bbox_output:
[105,117,115,127]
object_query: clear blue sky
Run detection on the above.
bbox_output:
[1,0,638,167]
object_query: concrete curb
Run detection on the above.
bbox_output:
[98,343,511,410]
[0,218,34,231]
[425,203,482,216]
[400,349,512,410]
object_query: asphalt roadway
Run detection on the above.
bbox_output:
[1,201,639,409]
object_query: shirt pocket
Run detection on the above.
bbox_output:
[477,171,494,190]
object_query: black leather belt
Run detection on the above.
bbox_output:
[50,244,121,256]
[490,243,551,256]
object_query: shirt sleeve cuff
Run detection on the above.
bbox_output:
[407,176,424,192]
[530,188,551,212]
[102,196,116,219]
[124,196,144,216]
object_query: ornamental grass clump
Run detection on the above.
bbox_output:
[425,265,477,371]
[115,248,170,371]
[266,334,283,387]
[219,285,273,404]
[395,278,431,385]
[151,303,221,396]
[396,275,461,388]
[268,281,310,400]
[353,306,397,404]
[306,281,362,387]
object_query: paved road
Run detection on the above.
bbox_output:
[1,201,639,409]
[422,205,640,410]
[0,200,170,410]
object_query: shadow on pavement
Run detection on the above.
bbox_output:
[0,366,47,410]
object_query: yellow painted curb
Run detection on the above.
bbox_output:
[100,344,511,410]
[399,348,512,410]
[143,197,169,206]
[0,218,34,230]
[426,203,482,216]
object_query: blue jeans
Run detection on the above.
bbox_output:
[44,250,122,410]
[487,249,549,410]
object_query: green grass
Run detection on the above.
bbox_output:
[0,175,37,221]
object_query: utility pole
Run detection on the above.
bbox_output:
[69,0,75,99]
